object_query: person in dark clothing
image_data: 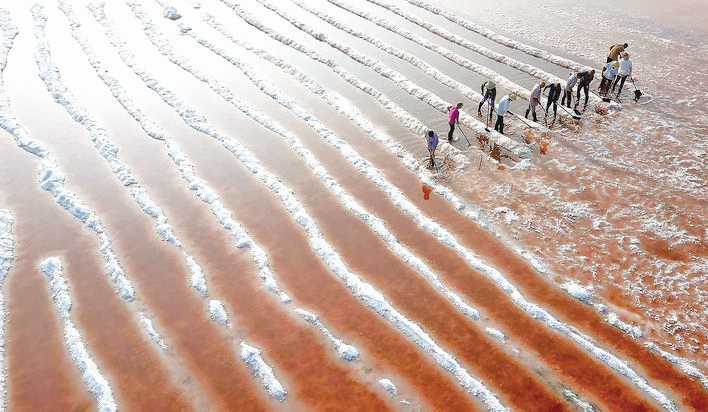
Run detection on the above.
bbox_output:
[562,72,577,108]
[477,80,496,122]
[574,69,595,110]
[544,82,562,119]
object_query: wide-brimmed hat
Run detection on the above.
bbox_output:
[612,61,620,68]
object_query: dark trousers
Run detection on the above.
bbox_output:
[561,89,572,107]
[612,75,627,94]
[546,99,558,118]
[575,84,589,108]
[494,115,505,134]
[447,122,455,141]
[478,90,496,119]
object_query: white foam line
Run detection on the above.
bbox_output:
[94,4,506,409]
[320,0,551,129]
[240,342,288,402]
[139,1,481,325]
[403,0,590,72]
[361,0,603,106]
[294,308,360,362]
[247,0,530,158]
[40,257,118,412]
[201,2,708,394]
[0,210,14,412]
[205,2,463,165]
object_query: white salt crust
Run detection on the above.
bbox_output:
[362,0,601,106]
[240,342,288,402]
[40,257,118,412]
[0,209,14,412]
[403,0,591,72]
[304,0,546,130]
[94,3,506,409]
[250,0,530,158]
[294,308,360,362]
[378,378,398,397]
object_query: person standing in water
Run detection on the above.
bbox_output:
[426,130,439,167]
[607,42,628,63]
[447,102,463,142]
[613,52,633,96]
[525,81,545,122]
[477,80,496,122]
[494,93,515,135]
[575,69,595,110]
[562,71,577,108]
[544,82,562,120]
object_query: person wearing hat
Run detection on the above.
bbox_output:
[477,80,497,122]
[612,52,633,96]
[494,93,515,134]
[446,102,463,142]
[607,43,628,63]
[525,81,545,122]
[600,60,619,96]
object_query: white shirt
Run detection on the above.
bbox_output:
[603,62,618,80]
[618,59,633,76]
[496,96,512,116]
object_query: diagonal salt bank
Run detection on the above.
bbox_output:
[318,0,549,128]
[231,0,530,159]
[404,0,590,72]
[40,258,118,412]
[91,3,507,409]
[0,210,15,412]
[133,2,482,324]
[240,342,288,402]
[250,0,531,157]
[293,0,545,131]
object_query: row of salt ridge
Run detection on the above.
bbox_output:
[362,0,602,106]
[300,0,548,131]
[94,2,506,409]
[248,0,531,158]
[40,258,117,412]
[205,2,679,410]
[199,0,708,394]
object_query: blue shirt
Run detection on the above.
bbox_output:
[426,132,439,151]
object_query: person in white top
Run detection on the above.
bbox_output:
[495,94,516,134]
[612,52,633,96]
[562,72,577,108]
[600,61,618,96]
[525,81,545,122]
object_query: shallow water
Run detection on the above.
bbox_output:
[0,0,705,411]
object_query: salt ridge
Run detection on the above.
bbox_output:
[206,1,464,165]
[294,309,359,362]
[362,0,602,106]
[404,0,590,72]
[40,257,118,412]
[314,0,547,129]
[240,342,288,402]
[0,210,14,412]
[250,0,530,158]
[96,4,506,409]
